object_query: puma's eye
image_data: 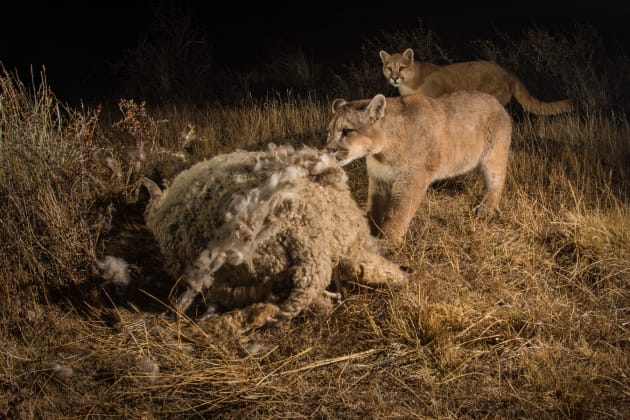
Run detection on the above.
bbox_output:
[341,128,353,137]
[399,66,406,70]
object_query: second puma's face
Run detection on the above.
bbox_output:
[379,49,415,87]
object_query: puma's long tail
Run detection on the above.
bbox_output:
[511,78,573,116]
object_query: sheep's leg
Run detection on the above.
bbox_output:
[204,281,275,310]
[323,290,342,302]
[341,248,407,289]
[193,302,281,341]
[177,287,203,313]
[275,250,333,323]
[176,249,225,313]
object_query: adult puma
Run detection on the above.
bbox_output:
[326,91,512,244]
[379,48,572,116]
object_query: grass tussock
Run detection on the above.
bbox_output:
[1,24,629,418]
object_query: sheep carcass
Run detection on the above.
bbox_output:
[142,144,406,335]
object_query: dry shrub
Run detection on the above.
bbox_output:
[0,68,107,309]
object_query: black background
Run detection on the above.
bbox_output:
[1,1,628,102]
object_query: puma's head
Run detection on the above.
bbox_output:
[325,94,387,166]
[379,48,415,88]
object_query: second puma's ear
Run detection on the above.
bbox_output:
[402,48,414,64]
[379,50,391,64]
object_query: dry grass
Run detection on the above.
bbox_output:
[1,26,629,419]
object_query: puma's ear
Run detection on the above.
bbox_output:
[378,50,390,64]
[332,99,347,114]
[402,48,414,64]
[366,94,387,121]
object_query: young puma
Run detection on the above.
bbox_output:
[379,48,572,116]
[326,91,512,244]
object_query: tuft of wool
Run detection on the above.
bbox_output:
[135,359,159,384]
[96,255,131,287]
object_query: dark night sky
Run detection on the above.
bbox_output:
[1,1,629,102]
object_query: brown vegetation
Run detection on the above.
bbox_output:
[1,24,628,418]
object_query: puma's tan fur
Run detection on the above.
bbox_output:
[379,48,572,116]
[326,91,512,244]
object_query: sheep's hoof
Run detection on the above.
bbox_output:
[198,305,219,321]
[323,290,342,303]
[242,340,274,355]
[175,289,198,313]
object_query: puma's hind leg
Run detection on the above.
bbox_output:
[476,115,512,217]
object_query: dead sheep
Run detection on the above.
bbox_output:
[142,144,407,337]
